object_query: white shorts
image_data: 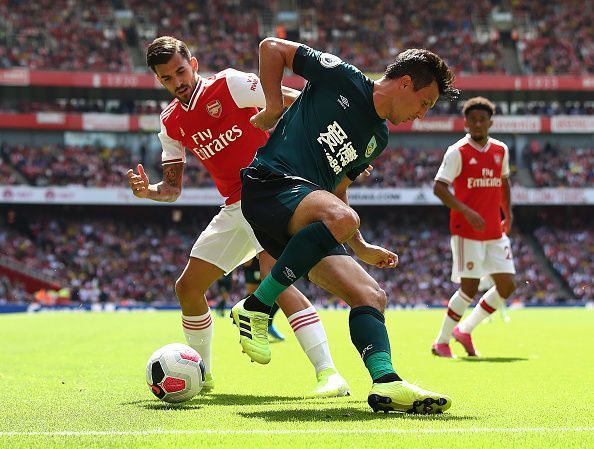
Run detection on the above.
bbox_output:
[190,201,263,274]
[450,234,516,283]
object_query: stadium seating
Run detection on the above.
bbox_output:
[528,143,594,187]
[2,0,592,75]
[0,144,132,187]
[0,212,573,305]
[534,226,593,301]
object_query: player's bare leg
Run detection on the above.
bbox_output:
[309,256,451,414]
[175,257,224,389]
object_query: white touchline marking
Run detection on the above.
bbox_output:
[0,427,593,437]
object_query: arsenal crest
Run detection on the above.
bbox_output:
[206,100,222,118]
[493,154,502,165]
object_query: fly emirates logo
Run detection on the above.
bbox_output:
[467,168,502,189]
[188,126,243,160]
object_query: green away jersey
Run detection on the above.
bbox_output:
[253,45,389,192]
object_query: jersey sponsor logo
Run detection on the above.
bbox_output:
[283,267,296,281]
[317,121,358,174]
[319,53,342,68]
[365,136,377,158]
[337,95,350,109]
[466,177,502,189]
[469,157,478,165]
[206,100,222,118]
[188,125,243,161]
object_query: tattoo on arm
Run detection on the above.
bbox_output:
[152,163,183,201]
[163,163,183,187]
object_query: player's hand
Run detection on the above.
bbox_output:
[363,165,373,177]
[501,214,513,234]
[127,164,150,198]
[356,244,399,269]
[463,207,485,231]
[250,107,284,130]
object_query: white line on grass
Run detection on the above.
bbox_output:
[1,427,593,437]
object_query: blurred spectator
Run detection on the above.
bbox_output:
[534,225,593,301]
[0,144,132,187]
[5,0,591,75]
[529,143,594,187]
[0,211,569,306]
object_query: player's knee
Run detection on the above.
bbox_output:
[358,284,387,312]
[324,208,360,242]
[497,279,516,299]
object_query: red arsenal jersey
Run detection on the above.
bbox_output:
[435,134,510,240]
[158,69,269,204]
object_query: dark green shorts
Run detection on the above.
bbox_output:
[240,164,348,260]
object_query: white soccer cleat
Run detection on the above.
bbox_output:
[304,368,350,398]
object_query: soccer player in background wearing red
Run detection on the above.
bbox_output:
[432,96,517,358]
[126,36,349,397]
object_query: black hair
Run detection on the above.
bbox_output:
[385,49,459,100]
[146,36,191,73]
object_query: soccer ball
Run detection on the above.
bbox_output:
[146,343,205,403]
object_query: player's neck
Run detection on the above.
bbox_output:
[470,135,489,148]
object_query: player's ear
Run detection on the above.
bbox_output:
[399,75,413,90]
[155,74,165,87]
[191,56,199,72]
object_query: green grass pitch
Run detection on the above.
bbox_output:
[0,308,593,449]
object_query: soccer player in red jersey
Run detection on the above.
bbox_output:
[126,36,349,397]
[432,97,517,358]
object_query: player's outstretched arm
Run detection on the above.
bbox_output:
[126,162,183,203]
[250,38,300,130]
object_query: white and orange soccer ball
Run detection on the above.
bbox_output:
[146,343,205,403]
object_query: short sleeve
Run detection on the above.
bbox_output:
[292,45,360,85]
[501,144,510,178]
[225,69,266,109]
[158,120,185,165]
[434,146,461,184]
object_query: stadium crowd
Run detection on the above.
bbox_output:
[4,99,592,117]
[0,211,574,306]
[527,142,594,188]
[0,144,499,189]
[535,225,593,301]
[0,144,132,187]
[1,0,592,75]
[1,0,132,72]
[514,1,594,75]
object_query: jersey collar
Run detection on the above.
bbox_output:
[180,74,204,112]
[465,134,492,153]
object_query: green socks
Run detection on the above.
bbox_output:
[253,222,340,306]
[349,306,400,382]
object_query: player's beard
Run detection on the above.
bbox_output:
[176,83,194,103]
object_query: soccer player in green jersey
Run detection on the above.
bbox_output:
[231,38,459,414]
